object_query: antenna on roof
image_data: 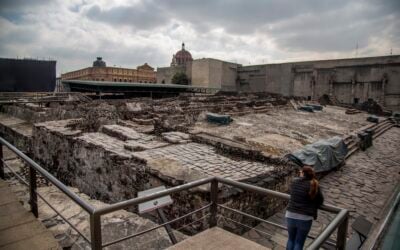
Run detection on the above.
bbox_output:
[390,48,393,55]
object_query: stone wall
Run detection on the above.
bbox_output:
[0,122,31,153]
[156,55,400,109]
[32,122,151,203]
[0,103,86,123]
[218,167,295,235]
[238,55,400,110]
[0,113,32,153]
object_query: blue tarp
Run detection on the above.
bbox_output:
[287,136,348,173]
[306,104,323,111]
[298,106,314,112]
[206,113,232,125]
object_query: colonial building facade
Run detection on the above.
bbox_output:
[157,43,194,84]
[62,57,156,83]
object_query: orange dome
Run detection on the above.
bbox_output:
[171,43,193,66]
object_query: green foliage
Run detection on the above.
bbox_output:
[171,72,189,85]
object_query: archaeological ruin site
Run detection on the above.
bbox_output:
[0,89,399,250]
[2,0,400,247]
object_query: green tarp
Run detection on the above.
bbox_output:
[287,136,348,173]
[206,113,232,125]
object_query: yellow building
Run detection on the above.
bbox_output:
[61,57,156,83]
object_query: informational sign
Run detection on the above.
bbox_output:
[138,186,173,214]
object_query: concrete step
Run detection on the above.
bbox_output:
[373,123,393,138]
[0,231,60,250]
[0,209,37,231]
[0,180,60,250]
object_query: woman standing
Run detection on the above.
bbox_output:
[286,166,324,250]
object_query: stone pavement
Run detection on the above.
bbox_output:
[0,179,60,250]
[243,127,400,249]
[193,106,370,156]
[133,142,275,180]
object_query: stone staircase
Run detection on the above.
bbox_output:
[343,119,394,158]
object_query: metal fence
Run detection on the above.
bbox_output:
[0,136,349,250]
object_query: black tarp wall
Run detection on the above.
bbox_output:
[0,58,56,92]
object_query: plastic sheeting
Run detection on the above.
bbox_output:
[206,113,232,125]
[287,136,348,173]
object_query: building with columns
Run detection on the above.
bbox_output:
[61,57,156,83]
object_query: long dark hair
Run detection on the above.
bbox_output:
[302,166,319,199]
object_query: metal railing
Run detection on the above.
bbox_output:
[0,136,349,250]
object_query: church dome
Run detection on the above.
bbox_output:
[93,57,106,67]
[171,43,193,66]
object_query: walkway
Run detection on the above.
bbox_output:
[243,127,400,249]
[0,179,59,250]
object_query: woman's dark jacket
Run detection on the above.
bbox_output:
[287,177,324,219]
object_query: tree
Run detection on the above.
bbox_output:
[171,72,189,85]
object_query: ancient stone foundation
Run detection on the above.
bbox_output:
[0,93,381,237]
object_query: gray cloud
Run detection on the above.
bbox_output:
[158,0,350,34]
[268,8,400,52]
[81,0,400,53]
[0,0,52,9]
[85,2,170,30]
[0,0,399,75]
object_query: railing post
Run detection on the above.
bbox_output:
[90,213,102,250]
[336,211,349,250]
[209,178,218,228]
[29,166,38,217]
[0,141,4,179]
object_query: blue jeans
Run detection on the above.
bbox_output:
[286,218,312,250]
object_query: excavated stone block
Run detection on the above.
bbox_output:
[162,131,191,144]
[102,124,142,140]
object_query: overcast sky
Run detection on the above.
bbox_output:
[0,0,399,76]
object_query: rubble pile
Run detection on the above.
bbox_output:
[357,98,392,116]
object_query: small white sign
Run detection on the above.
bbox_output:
[138,186,173,214]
